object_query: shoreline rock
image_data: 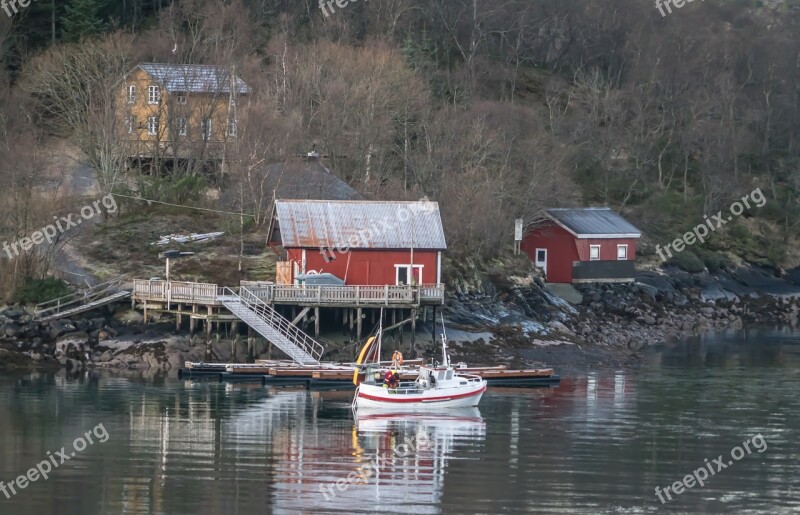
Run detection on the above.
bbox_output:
[1,264,799,373]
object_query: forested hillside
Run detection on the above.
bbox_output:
[1,0,799,299]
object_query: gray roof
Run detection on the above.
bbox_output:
[265,161,361,201]
[274,200,447,250]
[138,63,251,94]
[544,208,641,238]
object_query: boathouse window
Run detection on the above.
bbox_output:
[126,85,136,103]
[395,265,423,285]
[148,85,160,104]
[617,244,628,260]
[590,245,601,261]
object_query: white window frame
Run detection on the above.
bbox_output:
[176,94,187,104]
[201,118,212,141]
[127,115,136,134]
[126,85,136,104]
[227,119,237,137]
[394,264,424,286]
[147,116,159,136]
[589,244,601,261]
[148,85,160,104]
[617,244,628,260]
[177,117,188,136]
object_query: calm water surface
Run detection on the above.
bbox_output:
[1,328,799,514]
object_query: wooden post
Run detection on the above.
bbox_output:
[176,303,183,330]
[349,309,355,335]
[411,308,417,348]
[399,309,404,345]
[247,327,255,362]
[190,304,198,335]
[431,306,437,347]
[356,308,362,340]
[314,307,320,337]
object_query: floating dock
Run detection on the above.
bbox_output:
[178,360,560,389]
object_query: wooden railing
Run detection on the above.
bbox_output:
[132,280,446,306]
[132,280,225,306]
[251,284,445,306]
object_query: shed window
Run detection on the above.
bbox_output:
[395,265,423,286]
[589,245,601,261]
[617,244,628,260]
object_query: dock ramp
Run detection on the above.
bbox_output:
[34,279,131,322]
[218,287,323,365]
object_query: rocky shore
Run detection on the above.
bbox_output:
[1,264,799,374]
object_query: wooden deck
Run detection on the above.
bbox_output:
[132,280,445,308]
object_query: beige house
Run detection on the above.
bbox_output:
[118,63,251,162]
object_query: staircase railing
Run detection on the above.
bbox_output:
[220,287,324,364]
[34,278,127,320]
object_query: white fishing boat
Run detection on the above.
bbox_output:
[352,321,487,411]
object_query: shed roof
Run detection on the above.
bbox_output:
[138,63,251,95]
[544,208,641,238]
[273,200,447,250]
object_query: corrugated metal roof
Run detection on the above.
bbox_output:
[139,63,251,94]
[275,200,447,250]
[544,208,641,237]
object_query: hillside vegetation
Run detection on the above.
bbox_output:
[1,0,799,299]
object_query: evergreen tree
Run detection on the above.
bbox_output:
[62,0,107,42]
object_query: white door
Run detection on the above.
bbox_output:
[535,248,547,276]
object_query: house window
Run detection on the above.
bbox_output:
[176,94,187,104]
[617,244,628,260]
[201,118,212,141]
[148,85,160,104]
[126,85,136,104]
[147,116,159,136]
[395,265,423,286]
[227,119,237,137]
[589,245,601,261]
[177,117,188,136]
[127,115,136,134]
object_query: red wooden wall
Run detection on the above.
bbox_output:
[521,222,578,283]
[286,248,440,286]
[521,221,637,283]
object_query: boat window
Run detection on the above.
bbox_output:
[446,370,454,380]
[438,371,446,381]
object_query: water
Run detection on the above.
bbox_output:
[1,328,799,514]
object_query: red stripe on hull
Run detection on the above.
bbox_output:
[357,385,487,404]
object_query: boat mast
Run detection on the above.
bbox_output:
[440,316,450,367]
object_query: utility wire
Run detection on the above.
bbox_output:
[111,194,257,218]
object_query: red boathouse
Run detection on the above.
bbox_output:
[521,208,641,284]
[268,200,447,286]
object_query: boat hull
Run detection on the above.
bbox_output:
[355,382,487,410]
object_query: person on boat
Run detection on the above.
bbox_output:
[383,370,394,388]
[384,370,400,389]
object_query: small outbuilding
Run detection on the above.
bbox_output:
[521,208,641,284]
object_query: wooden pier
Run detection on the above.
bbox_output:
[177,360,561,389]
[131,279,446,345]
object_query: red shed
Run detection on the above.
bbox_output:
[267,200,447,286]
[521,208,641,284]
